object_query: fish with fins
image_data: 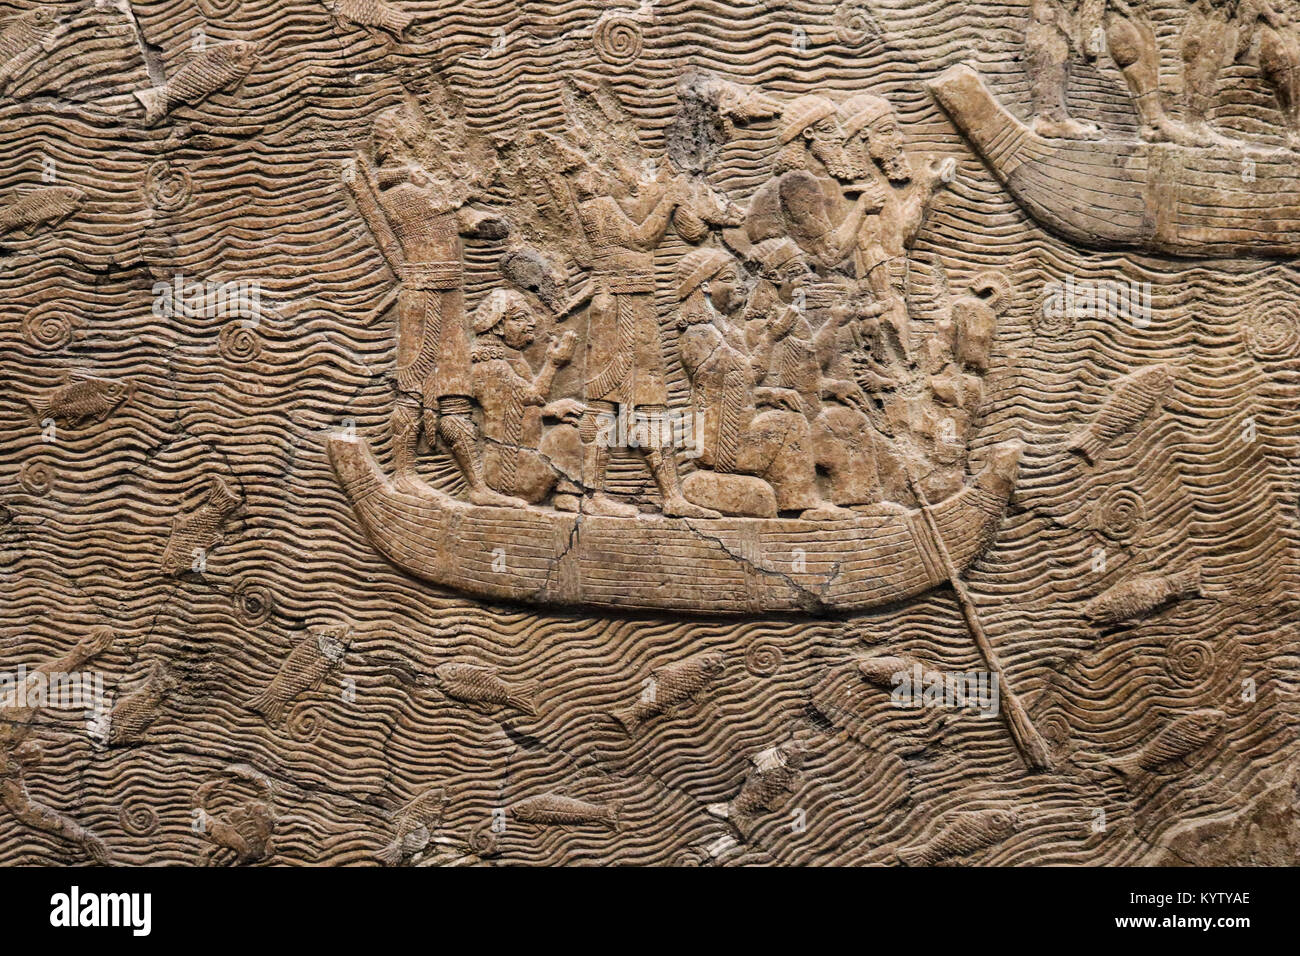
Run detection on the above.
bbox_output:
[433,661,537,716]
[376,786,446,865]
[160,475,241,574]
[896,808,1020,866]
[0,7,66,87]
[612,650,724,736]
[332,0,414,37]
[707,740,805,840]
[26,371,130,426]
[509,792,621,829]
[1102,709,1225,781]
[106,661,178,747]
[134,41,258,127]
[1065,364,1174,464]
[1084,567,1201,626]
[248,625,351,724]
[0,185,84,236]
[857,654,927,688]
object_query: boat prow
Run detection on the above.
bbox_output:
[927,63,1300,259]
[327,435,1024,616]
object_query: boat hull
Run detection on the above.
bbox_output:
[327,436,1023,615]
[928,64,1300,259]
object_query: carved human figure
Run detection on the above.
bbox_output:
[368,106,521,505]
[470,289,584,505]
[563,162,718,518]
[745,94,887,271]
[0,629,114,864]
[838,93,955,364]
[916,277,1001,501]
[676,247,847,519]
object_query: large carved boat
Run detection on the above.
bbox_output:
[327,436,1024,616]
[928,64,1300,259]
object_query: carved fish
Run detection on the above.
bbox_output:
[0,185,83,235]
[433,662,537,716]
[135,41,258,127]
[707,740,805,839]
[1084,567,1201,626]
[510,793,621,829]
[160,475,241,575]
[248,625,350,724]
[1103,709,1225,780]
[376,786,446,865]
[612,650,724,736]
[333,0,414,36]
[0,7,64,86]
[1065,364,1174,463]
[26,371,129,425]
[896,808,1019,866]
[857,654,926,688]
[107,662,178,747]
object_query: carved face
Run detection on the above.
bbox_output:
[868,116,912,184]
[803,116,851,180]
[773,255,811,304]
[704,263,743,314]
[500,303,537,349]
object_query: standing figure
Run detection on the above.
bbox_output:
[360,106,521,505]
[676,247,847,519]
[564,163,719,518]
[839,93,955,364]
[470,289,584,505]
[1,628,114,864]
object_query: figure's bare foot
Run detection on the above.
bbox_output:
[798,503,857,521]
[1287,130,1300,152]
[1186,120,1236,147]
[582,493,639,518]
[1139,117,1200,147]
[468,486,528,509]
[393,471,435,495]
[662,496,721,519]
[851,500,910,517]
[1032,113,1101,140]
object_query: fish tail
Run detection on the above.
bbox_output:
[1064,425,1102,464]
[895,844,929,867]
[606,801,623,831]
[1102,754,1142,781]
[507,679,539,717]
[387,9,415,32]
[706,801,730,821]
[24,391,49,419]
[1170,565,1202,598]
[611,706,640,736]
[134,85,168,126]
[374,840,403,865]
[206,475,240,512]
[248,689,284,724]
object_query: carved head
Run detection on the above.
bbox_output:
[841,94,911,184]
[752,237,810,305]
[373,106,420,165]
[677,247,743,316]
[473,288,535,348]
[778,95,850,179]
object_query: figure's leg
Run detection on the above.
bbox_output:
[1181,9,1237,144]
[392,288,429,484]
[1026,1,1101,138]
[639,406,721,519]
[579,401,638,517]
[436,397,527,508]
[742,410,825,513]
[1259,26,1300,148]
[1108,11,1197,144]
[1,776,110,864]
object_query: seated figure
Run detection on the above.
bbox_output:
[470,289,584,505]
[676,247,847,520]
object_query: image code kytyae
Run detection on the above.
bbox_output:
[1,0,1297,867]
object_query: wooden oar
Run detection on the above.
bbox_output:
[905,467,1053,772]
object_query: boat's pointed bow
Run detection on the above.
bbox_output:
[979,438,1025,499]
[926,64,1033,179]
[326,435,387,505]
